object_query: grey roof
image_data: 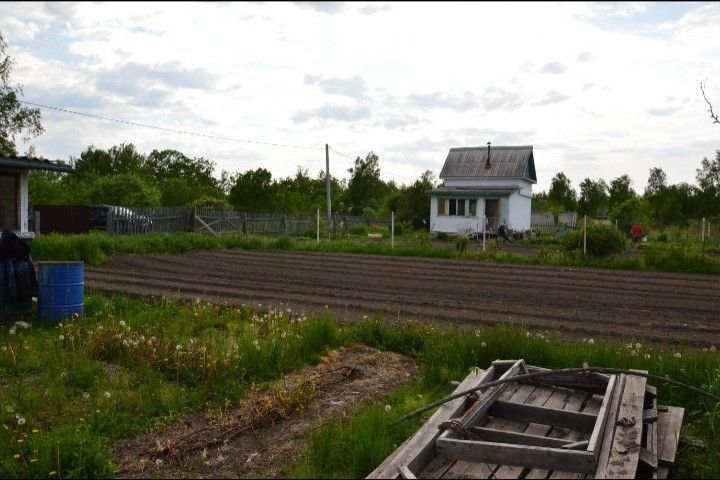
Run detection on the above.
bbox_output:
[438,145,536,182]
[0,156,74,173]
[428,186,518,197]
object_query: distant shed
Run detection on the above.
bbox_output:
[0,156,74,235]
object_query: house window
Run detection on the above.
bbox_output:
[437,197,445,215]
[469,199,477,216]
[449,199,457,216]
[0,174,18,230]
[457,199,465,216]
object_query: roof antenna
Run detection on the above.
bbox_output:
[485,141,491,169]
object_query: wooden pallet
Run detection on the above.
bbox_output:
[369,360,684,480]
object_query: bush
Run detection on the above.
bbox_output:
[562,223,627,257]
[350,225,367,236]
[455,235,469,253]
[273,235,294,250]
[435,232,450,241]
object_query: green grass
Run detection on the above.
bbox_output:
[33,231,720,275]
[0,295,339,478]
[293,318,720,478]
[1,296,719,478]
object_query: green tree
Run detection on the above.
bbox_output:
[608,174,636,211]
[546,172,577,211]
[228,168,276,212]
[28,171,66,205]
[72,144,146,178]
[393,170,435,228]
[88,174,161,207]
[0,31,43,155]
[645,167,667,196]
[577,178,609,217]
[610,197,652,234]
[696,150,720,191]
[344,152,383,215]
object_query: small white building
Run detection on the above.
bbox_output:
[429,144,536,235]
[0,156,74,235]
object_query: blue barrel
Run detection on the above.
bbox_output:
[37,262,84,323]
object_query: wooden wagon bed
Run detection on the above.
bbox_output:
[369,360,684,479]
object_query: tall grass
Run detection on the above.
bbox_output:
[0,295,339,478]
[293,317,720,478]
[33,232,720,275]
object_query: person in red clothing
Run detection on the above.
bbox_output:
[631,222,645,242]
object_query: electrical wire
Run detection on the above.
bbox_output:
[397,364,720,424]
[21,100,321,151]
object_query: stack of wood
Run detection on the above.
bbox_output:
[369,359,685,479]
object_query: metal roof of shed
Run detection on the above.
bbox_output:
[428,186,519,197]
[0,156,74,173]
[438,145,536,183]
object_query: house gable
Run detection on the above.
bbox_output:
[438,145,536,183]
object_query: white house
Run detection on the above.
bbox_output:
[429,144,536,235]
[0,156,74,235]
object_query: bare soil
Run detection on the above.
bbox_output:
[112,344,419,478]
[87,249,720,347]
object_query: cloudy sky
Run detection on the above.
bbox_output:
[1,1,719,192]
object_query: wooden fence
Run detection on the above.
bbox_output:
[104,205,392,236]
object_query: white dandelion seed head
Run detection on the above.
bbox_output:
[674,352,682,358]
[16,417,25,426]
[9,327,16,335]
[104,391,111,399]
[119,320,126,327]
[58,335,65,341]
[384,404,392,412]
[481,342,487,348]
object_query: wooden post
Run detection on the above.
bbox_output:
[583,215,587,255]
[316,208,320,244]
[702,217,706,255]
[326,144,332,227]
[284,213,288,236]
[482,216,486,251]
[33,210,41,235]
[107,208,114,235]
[391,211,395,249]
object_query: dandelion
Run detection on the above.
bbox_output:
[481,342,487,348]
[9,327,16,335]
[635,343,642,349]
[155,458,164,467]
[674,352,682,358]
[58,335,65,341]
[588,338,595,344]
[644,353,651,359]
[13,454,20,459]
[119,320,126,327]
[176,344,182,351]
[16,417,25,426]
[104,391,111,399]
[384,404,392,412]
[474,330,480,337]
[82,392,90,399]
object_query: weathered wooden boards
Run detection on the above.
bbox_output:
[368,360,687,480]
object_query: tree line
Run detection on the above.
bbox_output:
[29,144,436,228]
[534,150,720,230]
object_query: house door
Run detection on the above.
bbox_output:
[485,199,499,231]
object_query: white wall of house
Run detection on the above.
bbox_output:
[430,196,485,234]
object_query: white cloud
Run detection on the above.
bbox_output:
[0,1,718,192]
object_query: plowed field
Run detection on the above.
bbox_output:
[86,249,720,347]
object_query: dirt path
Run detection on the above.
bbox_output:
[87,249,720,347]
[113,345,419,478]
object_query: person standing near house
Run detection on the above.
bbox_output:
[631,221,645,242]
[498,220,512,243]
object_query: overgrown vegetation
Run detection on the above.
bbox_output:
[1,295,719,478]
[32,231,720,275]
[562,223,628,257]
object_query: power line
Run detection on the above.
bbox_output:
[21,100,321,151]
[331,146,419,182]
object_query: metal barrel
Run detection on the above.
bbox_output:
[36,261,84,323]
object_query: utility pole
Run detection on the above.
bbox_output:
[325,144,332,227]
